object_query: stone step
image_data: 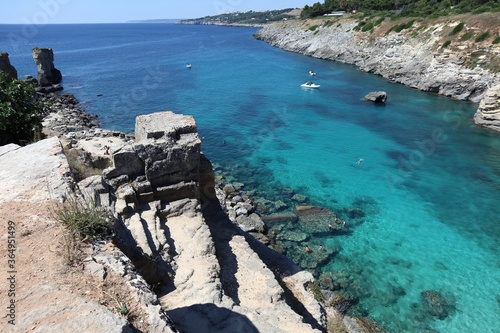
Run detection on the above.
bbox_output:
[228,235,322,333]
[159,212,224,309]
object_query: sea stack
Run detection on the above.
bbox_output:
[474,84,500,132]
[0,52,18,79]
[32,47,62,86]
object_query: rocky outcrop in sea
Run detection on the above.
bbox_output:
[474,84,500,132]
[32,47,62,86]
[0,52,17,79]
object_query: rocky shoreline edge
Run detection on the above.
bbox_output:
[0,82,394,332]
[252,15,500,132]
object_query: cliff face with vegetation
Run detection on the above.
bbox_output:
[254,13,500,103]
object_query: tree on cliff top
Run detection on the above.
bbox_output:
[301,0,500,18]
[0,72,47,146]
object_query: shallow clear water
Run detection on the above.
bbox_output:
[2,23,499,332]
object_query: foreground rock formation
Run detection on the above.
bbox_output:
[474,84,500,132]
[1,93,388,332]
[0,138,133,333]
[99,111,326,332]
[254,14,500,104]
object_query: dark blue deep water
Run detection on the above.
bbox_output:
[1,23,499,332]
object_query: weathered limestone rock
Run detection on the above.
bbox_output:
[32,47,62,86]
[0,143,20,157]
[283,271,327,328]
[93,243,178,333]
[474,84,500,132]
[99,111,328,332]
[0,136,71,202]
[134,112,201,188]
[104,111,201,201]
[235,212,265,232]
[105,112,205,287]
[0,138,156,333]
[105,144,144,180]
[364,91,387,104]
[135,111,197,142]
[0,52,17,79]
[16,284,132,333]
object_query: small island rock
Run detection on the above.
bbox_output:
[32,47,62,86]
[364,91,388,104]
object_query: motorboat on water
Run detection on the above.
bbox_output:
[301,81,320,88]
[309,70,316,76]
[186,63,192,69]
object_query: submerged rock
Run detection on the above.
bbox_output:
[420,290,456,320]
[295,205,344,233]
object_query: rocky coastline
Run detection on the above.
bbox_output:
[1,32,479,329]
[253,14,500,131]
[36,95,336,332]
[178,20,265,28]
[1,49,388,332]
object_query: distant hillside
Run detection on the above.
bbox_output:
[179,9,300,26]
[128,19,182,24]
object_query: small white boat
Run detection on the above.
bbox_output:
[186,63,192,69]
[301,81,320,89]
[309,70,316,76]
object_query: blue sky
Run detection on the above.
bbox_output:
[0,0,316,24]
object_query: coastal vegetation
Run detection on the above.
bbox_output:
[180,8,298,25]
[54,191,111,241]
[300,0,500,19]
[0,72,47,145]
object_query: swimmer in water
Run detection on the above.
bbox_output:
[356,158,364,164]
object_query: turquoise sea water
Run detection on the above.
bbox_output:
[1,23,499,332]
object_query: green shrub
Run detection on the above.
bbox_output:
[460,31,474,41]
[442,40,452,48]
[323,20,334,28]
[449,22,464,36]
[374,17,385,26]
[362,22,374,32]
[493,36,500,44]
[404,20,415,29]
[395,24,406,32]
[0,72,48,145]
[472,6,489,14]
[386,24,397,34]
[115,303,129,317]
[308,25,318,31]
[54,192,111,240]
[475,31,490,42]
[389,19,415,33]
